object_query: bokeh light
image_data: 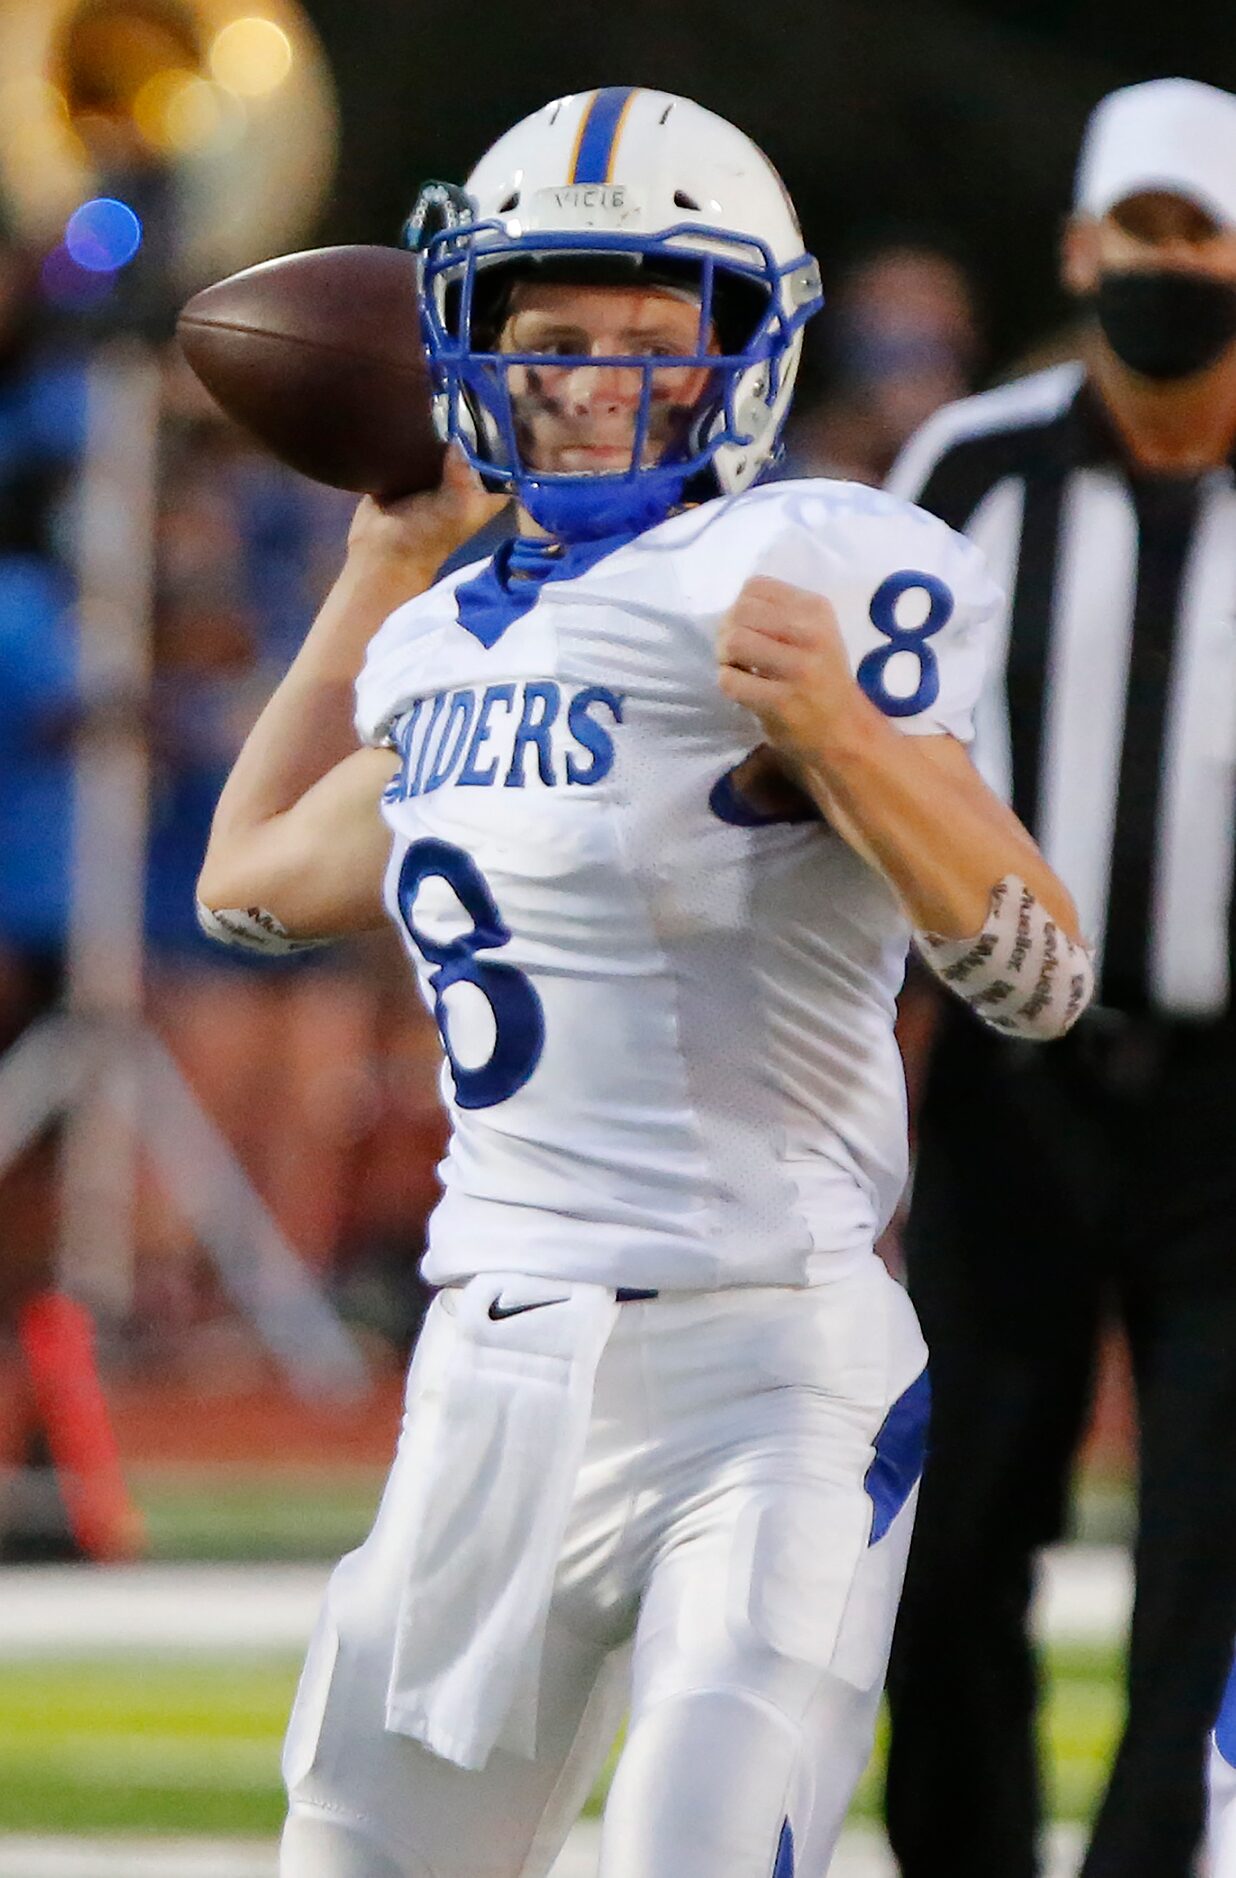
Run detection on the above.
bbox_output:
[64,197,143,273]
[164,76,238,152]
[0,75,69,126]
[208,17,294,97]
[0,74,84,181]
[132,66,194,147]
[133,69,240,154]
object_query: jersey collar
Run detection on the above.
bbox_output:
[454,528,642,649]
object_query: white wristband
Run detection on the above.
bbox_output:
[195,901,330,956]
[914,876,1094,1041]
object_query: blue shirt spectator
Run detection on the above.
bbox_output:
[0,551,75,955]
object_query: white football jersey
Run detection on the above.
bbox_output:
[355,479,1001,1290]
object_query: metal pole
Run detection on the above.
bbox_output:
[57,339,161,1318]
[1,336,371,1398]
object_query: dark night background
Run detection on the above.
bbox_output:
[294,0,1236,379]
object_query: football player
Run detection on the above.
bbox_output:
[1210,1655,1236,1874]
[198,88,1092,1878]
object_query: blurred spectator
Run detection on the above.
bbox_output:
[0,263,442,1547]
[0,223,140,1559]
[787,241,982,484]
[141,360,444,1361]
[0,217,94,1024]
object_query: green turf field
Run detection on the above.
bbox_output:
[0,1642,1125,1836]
[0,1467,1122,1840]
[130,1465,390,1563]
[127,1462,1134,1564]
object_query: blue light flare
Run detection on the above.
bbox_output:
[64,198,143,274]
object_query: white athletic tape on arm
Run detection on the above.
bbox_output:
[195,901,330,955]
[914,875,1094,1040]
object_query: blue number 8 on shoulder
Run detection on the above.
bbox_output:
[856,570,953,718]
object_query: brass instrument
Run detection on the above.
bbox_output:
[0,0,338,287]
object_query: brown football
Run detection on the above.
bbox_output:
[176,246,445,501]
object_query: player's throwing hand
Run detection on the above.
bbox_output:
[346,443,507,580]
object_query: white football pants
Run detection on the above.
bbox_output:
[1211,1737,1236,1877]
[281,1259,928,1878]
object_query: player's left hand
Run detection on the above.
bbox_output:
[717,575,870,764]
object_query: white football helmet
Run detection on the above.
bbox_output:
[407,88,824,540]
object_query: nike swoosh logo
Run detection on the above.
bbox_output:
[487,1296,569,1321]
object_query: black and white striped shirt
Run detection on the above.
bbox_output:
[888,363,1236,1019]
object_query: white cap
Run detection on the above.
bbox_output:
[1075,78,1236,229]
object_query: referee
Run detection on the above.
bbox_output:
[883,80,1236,1878]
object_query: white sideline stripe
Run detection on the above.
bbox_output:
[0,1845,275,1878]
[0,1832,608,1878]
[0,1546,1132,1657]
[1035,1542,1133,1644]
[0,1822,1088,1877]
[0,1566,326,1656]
[0,1834,607,1878]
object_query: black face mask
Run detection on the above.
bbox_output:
[1093,269,1236,380]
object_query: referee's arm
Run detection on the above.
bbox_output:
[885,402,973,513]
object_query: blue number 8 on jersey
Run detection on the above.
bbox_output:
[397,838,546,1110]
[857,570,953,719]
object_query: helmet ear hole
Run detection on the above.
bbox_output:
[673,190,700,211]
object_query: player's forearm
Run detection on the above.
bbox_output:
[209,456,506,848]
[797,701,1080,939]
[198,744,396,943]
[198,545,424,942]
[207,548,428,853]
[716,575,1081,943]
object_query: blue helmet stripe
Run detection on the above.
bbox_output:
[572,86,638,183]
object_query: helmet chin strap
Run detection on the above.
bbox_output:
[517,461,691,542]
[492,354,714,542]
